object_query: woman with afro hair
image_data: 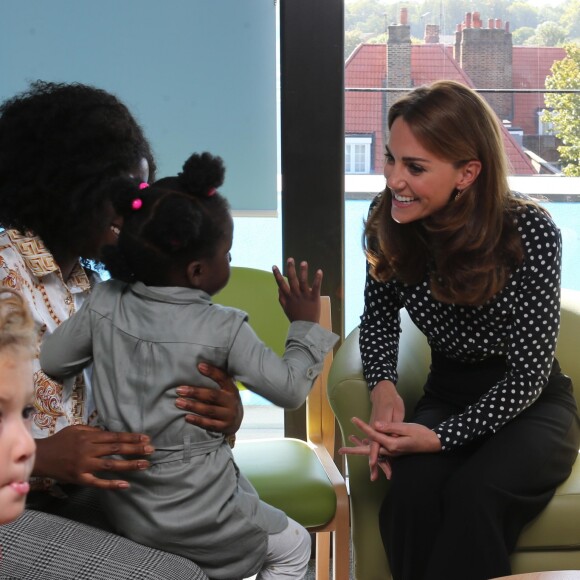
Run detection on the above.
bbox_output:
[0,81,242,579]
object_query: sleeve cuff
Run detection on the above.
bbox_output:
[288,321,339,354]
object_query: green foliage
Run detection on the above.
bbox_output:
[344,0,577,51]
[512,26,536,46]
[369,33,389,44]
[543,44,580,176]
[345,0,391,34]
[507,2,539,30]
[345,29,367,60]
[345,0,392,59]
[560,0,580,39]
[524,21,568,46]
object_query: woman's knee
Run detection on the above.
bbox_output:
[390,453,452,499]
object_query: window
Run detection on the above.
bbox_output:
[538,109,555,136]
[344,6,580,334]
[345,136,372,174]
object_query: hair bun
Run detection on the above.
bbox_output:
[178,152,225,197]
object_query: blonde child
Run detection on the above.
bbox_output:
[0,289,35,525]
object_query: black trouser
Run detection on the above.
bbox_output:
[380,353,580,580]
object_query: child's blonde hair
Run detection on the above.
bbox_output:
[0,289,34,352]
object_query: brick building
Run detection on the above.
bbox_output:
[345,9,566,175]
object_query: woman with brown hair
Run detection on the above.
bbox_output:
[341,80,580,580]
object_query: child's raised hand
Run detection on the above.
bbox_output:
[272,258,322,323]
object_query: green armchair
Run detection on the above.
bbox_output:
[328,288,580,580]
[214,267,350,580]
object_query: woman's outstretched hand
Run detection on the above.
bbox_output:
[339,416,442,479]
[272,258,322,323]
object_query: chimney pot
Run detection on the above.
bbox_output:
[400,7,408,25]
[465,12,472,28]
[496,18,502,29]
[424,24,440,44]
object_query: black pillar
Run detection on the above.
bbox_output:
[280,0,344,438]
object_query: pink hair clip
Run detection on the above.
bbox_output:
[207,187,217,197]
[132,198,143,210]
[139,182,149,190]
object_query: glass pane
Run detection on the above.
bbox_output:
[345,143,353,172]
[344,2,580,333]
[354,144,367,173]
[1,1,277,213]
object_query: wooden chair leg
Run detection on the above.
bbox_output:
[332,476,352,580]
[316,531,331,580]
[333,524,351,580]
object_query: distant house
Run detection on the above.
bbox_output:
[512,45,566,165]
[345,8,566,175]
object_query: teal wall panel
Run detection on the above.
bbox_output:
[0,0,277,212]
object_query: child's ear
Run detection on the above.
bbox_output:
[186,261,203,286]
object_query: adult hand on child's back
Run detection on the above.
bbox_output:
[272,258,322,323]
[34,425,153,489]
[176,363,244,435]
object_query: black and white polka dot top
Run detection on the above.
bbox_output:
[359,197,562,451]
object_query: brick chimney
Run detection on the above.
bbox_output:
[387,8,412,90]
[385,8,412,146]
[454,11,513,120]
[424,24,440,44]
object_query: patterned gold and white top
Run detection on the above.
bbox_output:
[0,229,99,489]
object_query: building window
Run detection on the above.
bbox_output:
[345,136,372,174]
[538,109,554,136]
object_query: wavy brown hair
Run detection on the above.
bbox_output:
[364,80,543,306]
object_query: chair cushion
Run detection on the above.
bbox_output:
[517,452,580,550]
[233,438,337,528]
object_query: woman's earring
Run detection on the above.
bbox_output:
[454,188,463,201]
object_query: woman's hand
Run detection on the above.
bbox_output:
[340,417,442,478]
[34,425,154,489]
[175,362,244,435]
[340,433,395,479]
[366,381,405,480]
[34,364,243,490]
[272,258,322,323]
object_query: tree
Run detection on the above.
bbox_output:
[345,0,390,35]
[560,0,580,40]
[543,43,580,176]
[524,21,568,46]
[512,26,536,46]
[506,2,539,31]
[344,0,392,59]
[343,0,576,57]
[345,29,368,60]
